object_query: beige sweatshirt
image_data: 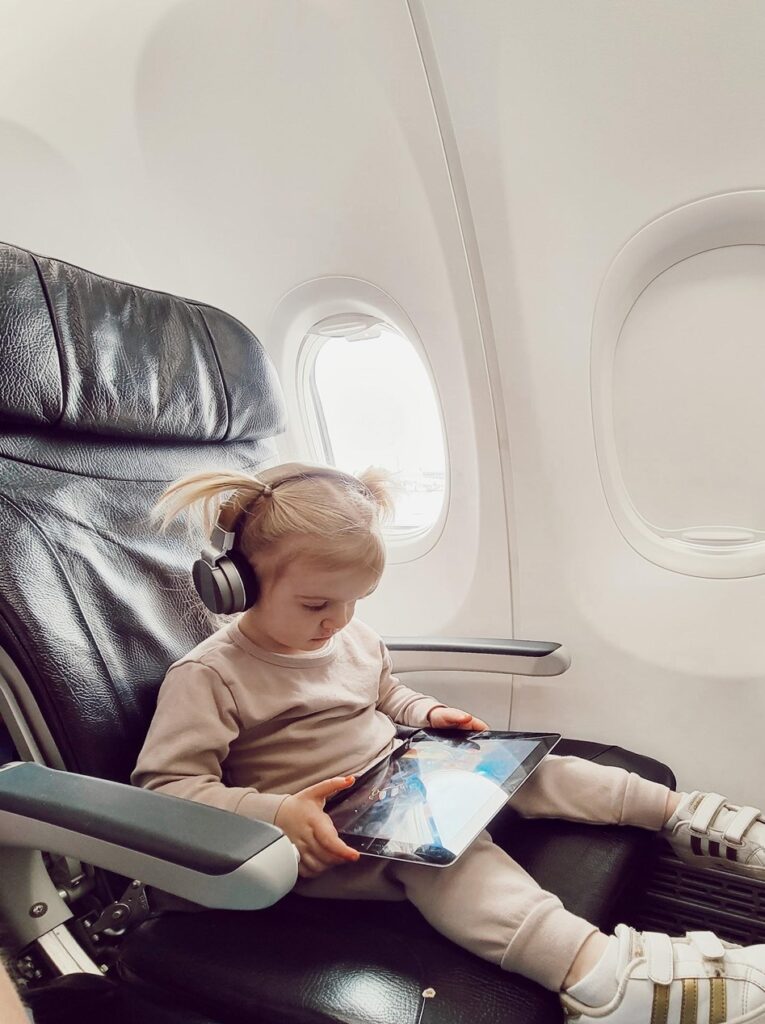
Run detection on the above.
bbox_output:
[131,617,444,825]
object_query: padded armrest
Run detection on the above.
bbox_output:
[384,637,570,676]
[0,763,298,909]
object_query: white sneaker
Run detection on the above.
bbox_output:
[560,924,765,1022]
[664,792,765,879]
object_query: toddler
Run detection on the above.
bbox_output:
[133,463,765,1024]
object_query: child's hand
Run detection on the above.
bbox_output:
[275,775,362,879]
[427,706,489,731]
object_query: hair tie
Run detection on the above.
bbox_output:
[262,484,273,497]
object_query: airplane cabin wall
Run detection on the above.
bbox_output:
[2,1,764,797]
[420,0,765,800]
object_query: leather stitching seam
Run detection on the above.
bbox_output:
[30,255,67,427]
[0,447,268,483]
[195,306,231,441]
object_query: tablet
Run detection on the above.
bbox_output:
[326,729,560,867]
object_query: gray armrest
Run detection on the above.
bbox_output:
[384,637,570,676]
[0,763,298,909]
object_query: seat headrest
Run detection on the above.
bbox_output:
[0,242,285,443]
[0,242,285,782]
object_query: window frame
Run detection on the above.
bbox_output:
[592,189,765,579]
[293,306,450,561]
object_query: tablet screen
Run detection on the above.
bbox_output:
[326,730,559,866]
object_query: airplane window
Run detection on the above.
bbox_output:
[592,192,765,577]
[302,315,447,537]
[614,246,765,547]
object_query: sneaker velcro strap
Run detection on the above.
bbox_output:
[687,931,726,960]
[723,805,761,845]
[643,932,675,984]
[690,793,727,836]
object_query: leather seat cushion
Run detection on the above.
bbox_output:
[118,741,675,1024]
[25,974,220,1024]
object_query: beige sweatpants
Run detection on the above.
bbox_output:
[297,755,672,991]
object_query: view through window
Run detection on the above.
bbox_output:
[308,320,447,535]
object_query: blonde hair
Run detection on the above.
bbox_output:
[156,462,397,584]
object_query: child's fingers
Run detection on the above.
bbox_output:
[302,841,343,870]
[313,814,361,862]
[445,709,472,723]
[430,706,489,730]
[303,827,349,868]
[297,850,326,878]
[446,709,489,730]
[455,715,489,730]
[438,709,472,727]
[302,775,356,803]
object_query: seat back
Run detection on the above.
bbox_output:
[0,242,285,783]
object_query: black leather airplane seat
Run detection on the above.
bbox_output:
[23,972,221,1024]
[0,241,674,1024]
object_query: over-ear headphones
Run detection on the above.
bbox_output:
[192,518,260,614]
[191,467,375,615]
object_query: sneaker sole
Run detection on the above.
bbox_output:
[564,1004,765,1023]
[670,846,765,881]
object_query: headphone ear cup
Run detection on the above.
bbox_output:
[226,550,260,610]
[192,555,258,614]
[192,548,259,614]
[192,558,234,614]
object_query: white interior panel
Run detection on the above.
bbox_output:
[420,0,765,801]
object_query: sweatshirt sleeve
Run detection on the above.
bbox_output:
[375,642,445,727]
[131,662,289,825]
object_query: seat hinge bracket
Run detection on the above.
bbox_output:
[84,880,150,940]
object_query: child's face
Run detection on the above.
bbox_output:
[240,551,379,655]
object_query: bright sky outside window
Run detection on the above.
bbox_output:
[309,320,446,534]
